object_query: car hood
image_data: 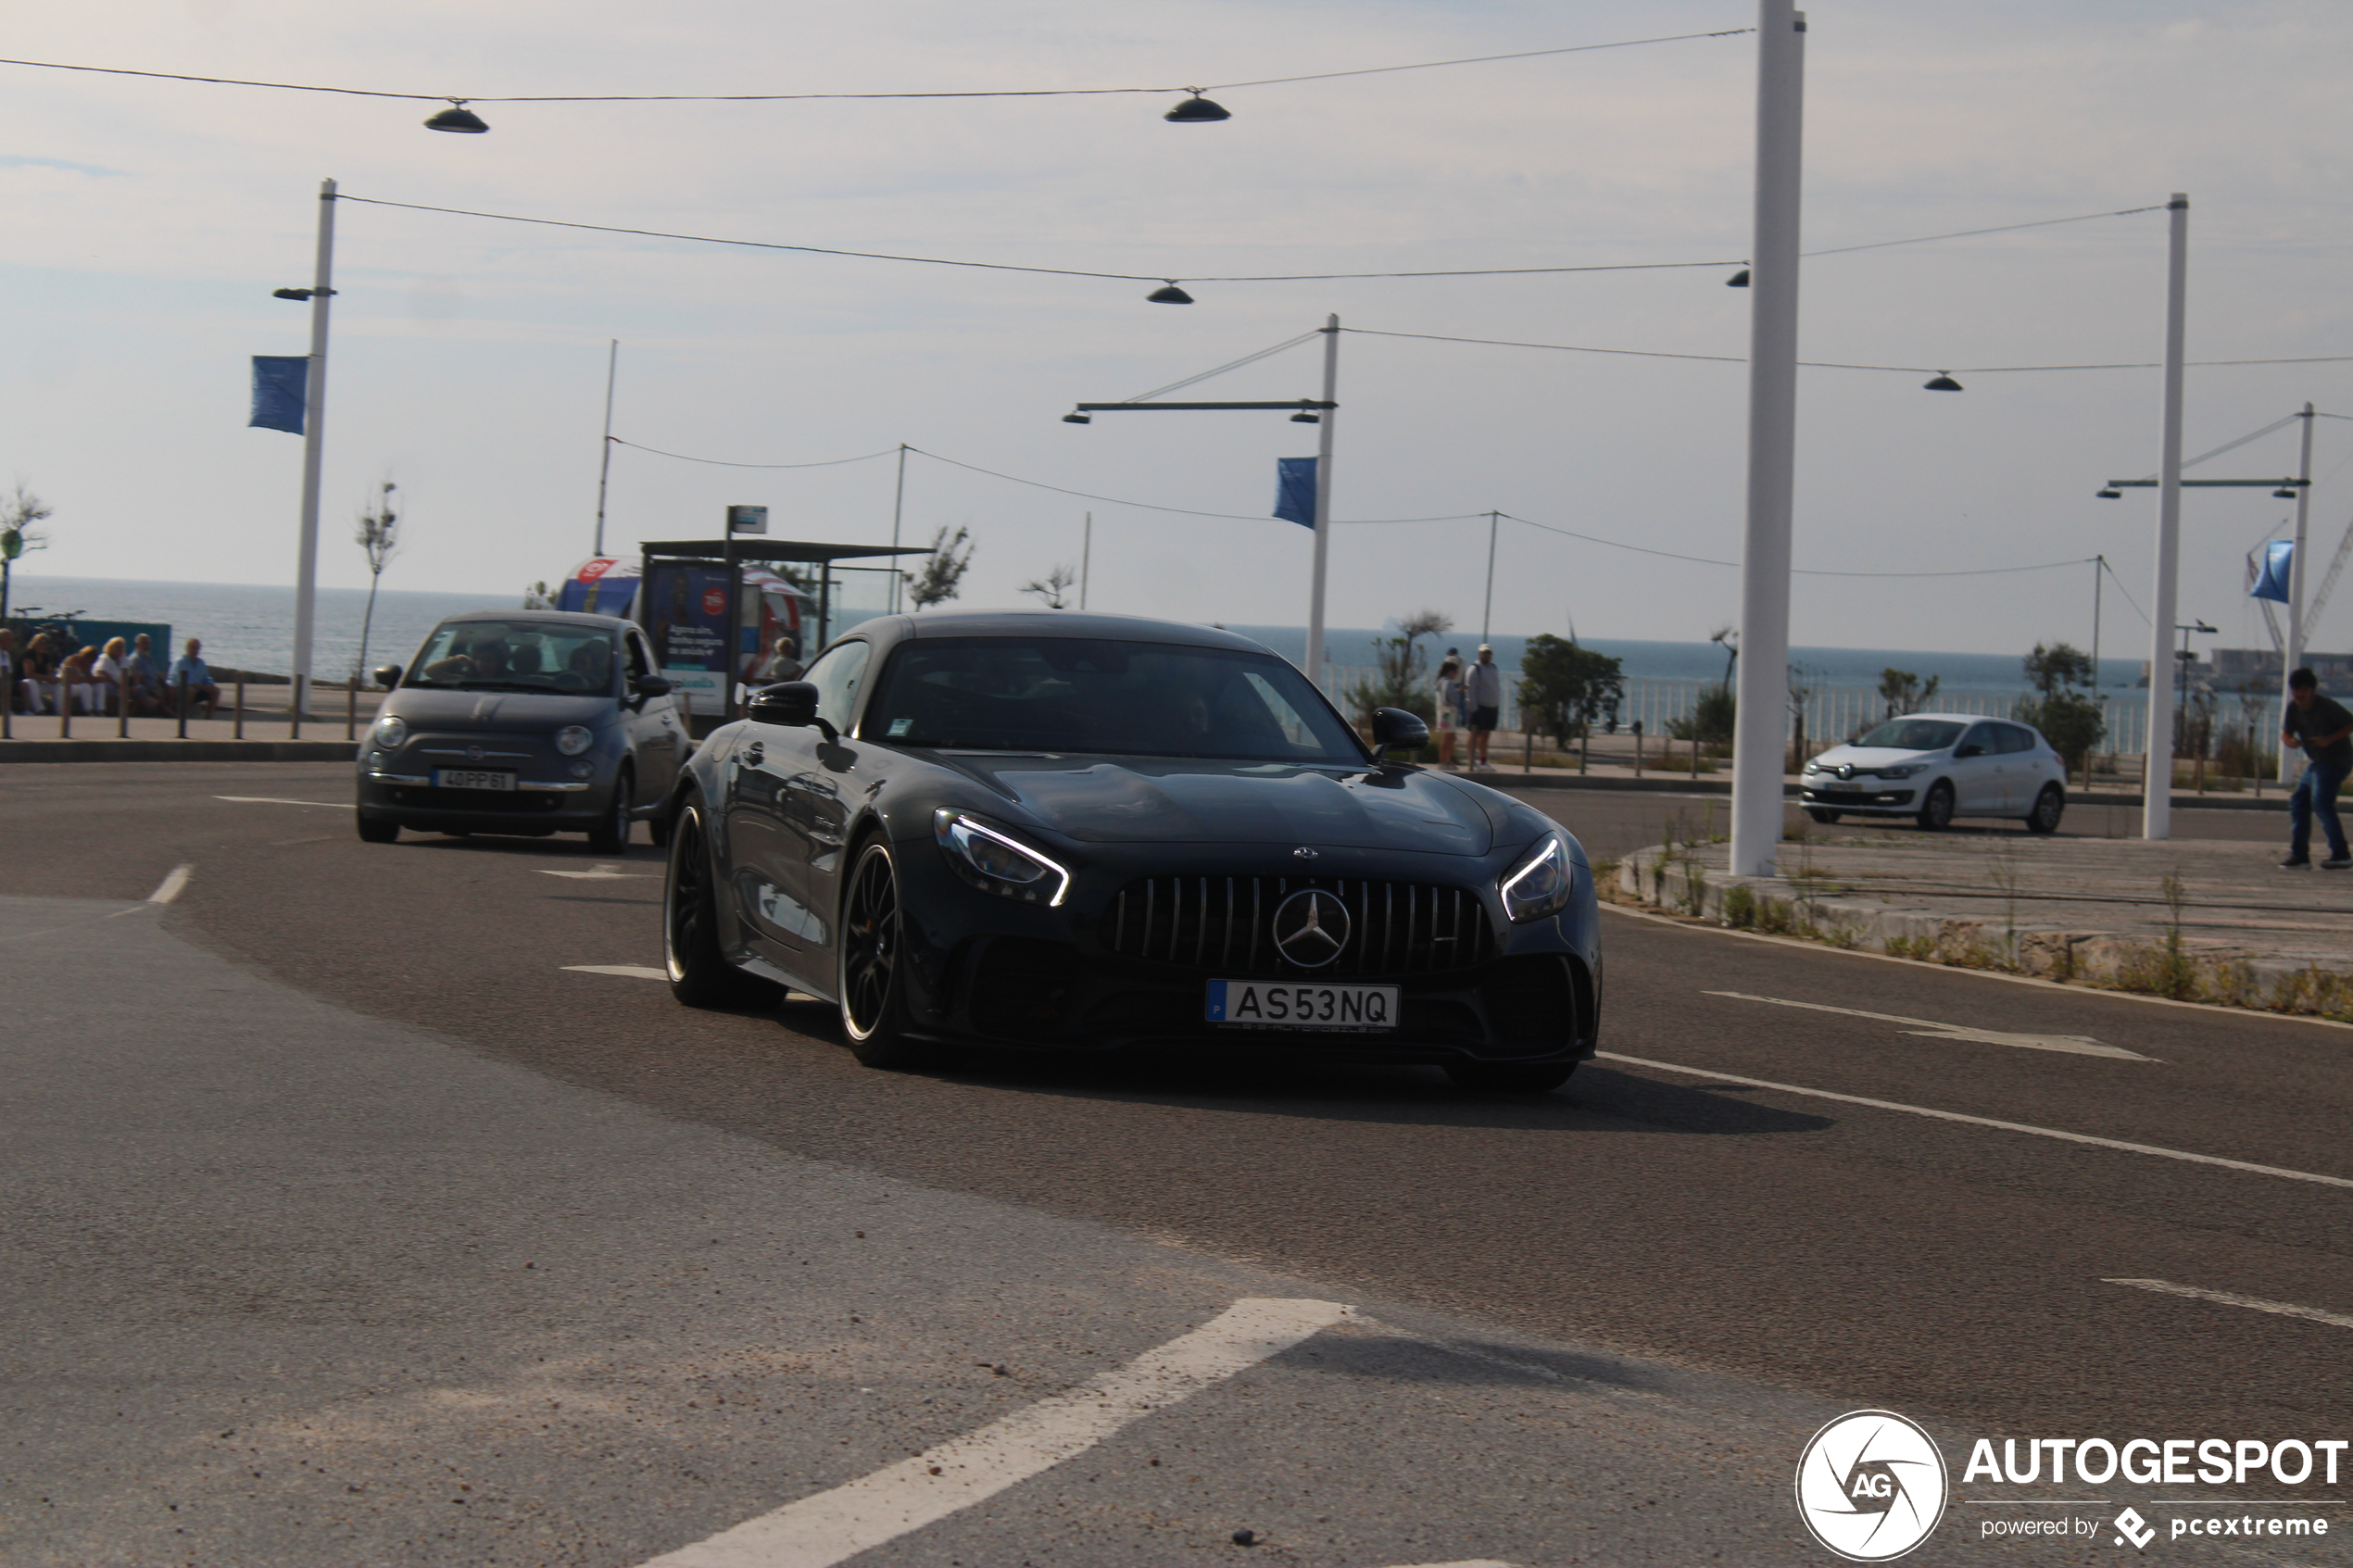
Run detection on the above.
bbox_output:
[384,687,618,733]
[1810,746,1942,769]
[928,754,1495,855]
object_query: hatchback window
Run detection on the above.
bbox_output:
[1997,723,2037,754]
[1855,718,1964,752]
[405,620,619,693]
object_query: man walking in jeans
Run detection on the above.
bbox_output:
[2282,666,2353,869]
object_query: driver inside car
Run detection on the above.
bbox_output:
[422,637,510,684]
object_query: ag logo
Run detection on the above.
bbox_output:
[1794,1410,1947,1562]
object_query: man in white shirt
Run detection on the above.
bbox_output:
[1466,645,1504,771]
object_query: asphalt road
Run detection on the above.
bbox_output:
[5,760,2350,1567]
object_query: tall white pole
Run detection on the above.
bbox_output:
[1304,314,1340,687]
[2281,401,2315,782]
[1481,510,1499,645]
[888,444,908,614]
[2143,193,2189,840]
[1729,4,1805,879]
[1079,510,1092,611]
[593,339,618,557]
[291,177,337,734]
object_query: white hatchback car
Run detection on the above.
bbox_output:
[1800,713,2068,834]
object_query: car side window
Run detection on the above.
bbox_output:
[623,632,652,683]
[1998,724,2035,755]
[1958,722,1997,756]
[802,641,872,732]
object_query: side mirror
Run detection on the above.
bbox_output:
[632,674,673,696]
[1370,706,1430,763]
[1955,742,1984,759]
[372,664,403,690]
[748,681,821,728]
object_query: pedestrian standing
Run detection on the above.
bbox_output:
[1433,656,1464,769]
[1466,644,1504,771]
[2281,666,2353,870]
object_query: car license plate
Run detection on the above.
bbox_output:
[433,769,516,792]
[1205,979,1399,1033]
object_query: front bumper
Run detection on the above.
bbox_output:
[1802,784,1918,810]
[358,768,604,830]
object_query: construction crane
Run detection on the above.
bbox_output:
[2305,511,2353,648]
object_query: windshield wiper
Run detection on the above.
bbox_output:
[448,680,560,693]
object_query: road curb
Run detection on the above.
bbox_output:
[1486,772,2287,814]
[0,739,359,764]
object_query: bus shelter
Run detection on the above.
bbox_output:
[636,539,926,730]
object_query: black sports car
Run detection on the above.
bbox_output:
[661,610,1601,1091]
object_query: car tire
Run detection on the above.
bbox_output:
[648,804,673,849]
[1806,808,1841,824]
[663,799,780,1010]
[1916,780,1956,832]
[588,767,633,854]
[2026,784,2065,834]
[838,837,932,1071]
[356,812,399,844]
[1447,1060,1576,1094]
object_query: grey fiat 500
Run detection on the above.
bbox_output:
[355,610,689,849]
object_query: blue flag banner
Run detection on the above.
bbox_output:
[1274,456,1318,528]
[249,356,308,433]
[2251,539,2294,604]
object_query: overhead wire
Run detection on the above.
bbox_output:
[1343,327,2353,376]
[1802,205,2167,257]
[1119,330,1323,403]
[604,439,900,470]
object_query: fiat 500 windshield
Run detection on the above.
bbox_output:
[404,620,619,692]
[865,637,1366,761]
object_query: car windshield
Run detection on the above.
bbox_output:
[1855,718,1965,752]
[864,636,1367,762]
[404,620,617,693]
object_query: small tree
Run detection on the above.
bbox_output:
[1670,684,1737,746]
[0,482,54,622]
[1516,634,1624,745]
[2012,640,2103,771]
[1346,608,1451,726]
[522,580,557,609]
[1878,667,1941,719]
[1019,563,1077,609]
[907,525,975,610]
[1708,624,1739,686]
[2023,641,2095,696]
[352,478,399,679]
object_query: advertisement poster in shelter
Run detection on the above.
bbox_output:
[646,562,731,711]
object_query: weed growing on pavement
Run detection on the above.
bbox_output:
[2206,959,2257,1009]
[1882,932,1936,960]
[1680,856,1708,918]
[1820,918,1867,949]
[1721,884,1757,929]
[1756,896,1794,935]
[1987,849,2022,972]
[2113,873,2198,999]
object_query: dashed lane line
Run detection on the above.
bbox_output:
[636,1297,1352,1568]
[2104,1278,2353,1331]
[213,795,345,809]
[146,864,194,905]
[1597,1052,2353,1191]
[539,864,656,880]
[563,964,669,980]
[1705,989,2153,1060]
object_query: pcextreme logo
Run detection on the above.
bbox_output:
[1796,1410,1950,1562]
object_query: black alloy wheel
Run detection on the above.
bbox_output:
[2027,784,2065,834]
[1806,808,1841,824]
[1447,1060,1576,1094]
[1917,779,1956,832]
[663,800,778,1009]
[838,839,928,1069]
[588,767,633,854]
[355,811,399,844]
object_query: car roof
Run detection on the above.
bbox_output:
[434,609,634,632]
[1884,712,2025,726]
[886,608,1274,653]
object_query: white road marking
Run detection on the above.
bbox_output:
[1598,1052,2353,1191]
[214,795,345,809]
[145,864,194,905]
[563,964,669,981]
[1373,1562,1516,1567]
[636,1297,1352,1568]
[1705,990,2152,1060]
[539,864,654,880]
[2104,1277,2353,1330]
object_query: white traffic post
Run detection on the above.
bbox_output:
[1303,314,1339,690]
[594,339,618,557]
[2280,401,2315,782]
[290,177,337,738]
[1729,2,1806,879]
[2143,194,2189,840]
[888,444,908,614]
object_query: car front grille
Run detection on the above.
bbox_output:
[1103,874,1495,976]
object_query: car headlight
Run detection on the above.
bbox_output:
[555,724,596,757]
[934,808,1070,907]
[1879,763,1925,778]
[1500,833,1576,922]
[372,715,407,749]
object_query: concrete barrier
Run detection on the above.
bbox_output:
[0,739,359,764]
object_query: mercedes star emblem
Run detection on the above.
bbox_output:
[1272,888,1351,969]
[1293,847,1319,860]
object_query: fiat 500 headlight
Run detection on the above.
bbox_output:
[555,724,596,757]
[1499,833,1576,922]
[934,808,1070,906]
[372,715,408,749]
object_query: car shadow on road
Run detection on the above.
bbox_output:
[1293,1328,1668,1395]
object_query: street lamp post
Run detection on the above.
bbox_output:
[2284,403,2316,781]
[2142,193,2189,840]
[288,178,337,738]
[2175,618,2217,760]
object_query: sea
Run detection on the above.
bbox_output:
[4,574,2138,696]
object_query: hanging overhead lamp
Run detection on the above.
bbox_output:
[1146,282,1194,304]
[1289,410,1319,422]
[1062,410,1092,424]
[424,100,490,133]
[2274,486,2300,499]
[1164,93,1231,122]
[1922,372,1964,392]
[2096,488,2123,499]
[1725,269,1751,287]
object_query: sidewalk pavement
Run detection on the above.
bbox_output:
[1615,826,2353,1014]
[0,706,373,763]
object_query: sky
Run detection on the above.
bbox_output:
[4,1,2353,661]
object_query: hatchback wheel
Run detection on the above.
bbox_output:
[1806,808,1841,825]
[663,800,778,1009]
[588,767,633,854]
[2027,784,2065,834]
[1916,780,1956,832]
[838,839,931,1070]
